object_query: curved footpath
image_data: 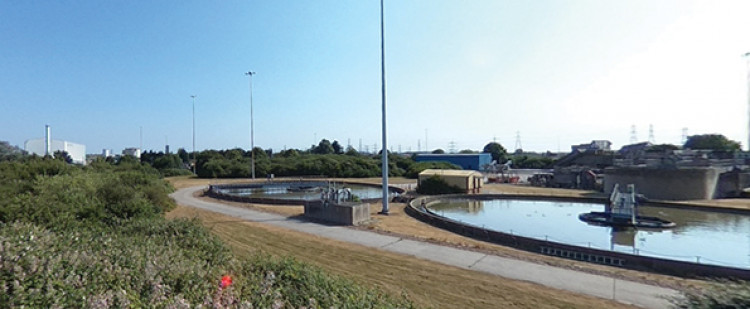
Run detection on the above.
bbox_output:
[171,186,680,309]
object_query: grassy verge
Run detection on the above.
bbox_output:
[168,203,637,309]
[0,160,413,308]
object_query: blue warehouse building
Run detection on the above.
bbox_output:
[414,153,492,171]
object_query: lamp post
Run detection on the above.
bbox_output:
[379,0,389,215]
[191,95,196,175]
[744,52,750,151]
[245,71,256,179]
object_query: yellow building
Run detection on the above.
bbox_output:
[418,169,484,193]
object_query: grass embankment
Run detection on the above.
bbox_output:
[0,160,413,308]
[168,205,636,309]
[168,177,638,309]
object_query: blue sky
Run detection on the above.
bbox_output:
[2,1,750,154]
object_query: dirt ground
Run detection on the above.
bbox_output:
[167,176,738,296]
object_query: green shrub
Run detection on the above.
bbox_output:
[673,280,750,308]
[159,168,193,177]
[416,175,465,195]
[0,158,416,308]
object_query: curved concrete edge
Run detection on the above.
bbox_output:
[407,195,750,280]
[171,185,680,309]
[205,180,405,206]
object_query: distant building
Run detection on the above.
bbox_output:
[418,169,484,193]
[414,153,492,170]
[24,138,86,165]
[618,142,652,157]
[122,147,141,158]
[571,140,612,152]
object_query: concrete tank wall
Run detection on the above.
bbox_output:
[603,167,721,200]
[304,201,371,226]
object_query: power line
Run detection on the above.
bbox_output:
[629,125,637,144]
[648,124,655,144]
[514,131,522,151]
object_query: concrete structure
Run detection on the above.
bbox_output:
[303,201,371,225]
[604,167,722,200]
[571,140,612,152]
[418,169,483,193]
[414,153,492,170]
[24,138,86,165]
[122,147,141,158]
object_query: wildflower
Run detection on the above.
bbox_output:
[220,275,232,289]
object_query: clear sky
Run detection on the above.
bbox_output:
[2,1,750,155]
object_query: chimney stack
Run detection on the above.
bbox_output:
[45,125,51,156]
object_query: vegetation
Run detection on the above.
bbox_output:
[673,280,750,308]
[0,156,413,308]
[482,142,508,164]
[683,134,741,152]
[186,140,462,179]
[646,143,681,153]
[416,175,465,195]
[0,141,26,162]
[132,139,539,180]
[510,155,555,169]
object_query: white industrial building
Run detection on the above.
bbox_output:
[24,125,86,165]
[122,147,141,158]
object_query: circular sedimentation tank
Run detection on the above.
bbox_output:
[209,181,402,204]
[420,196,750,271]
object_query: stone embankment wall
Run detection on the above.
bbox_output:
[603,168,721,200]
[406,195,750,280]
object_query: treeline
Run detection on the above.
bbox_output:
[138,139,552,179]
[193,147,459,179]
[0,156,414,307]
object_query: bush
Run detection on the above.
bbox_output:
[672,280,750,308]
[159,168,193,177]
[0,158,415,308]
[0,158,174,229]
[0,220,415,308]
[416,175,465,195]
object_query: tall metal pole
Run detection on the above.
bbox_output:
[245,71,256,179]
[744,52,750,151]
[191,95,196,175]
[379,0,389,215]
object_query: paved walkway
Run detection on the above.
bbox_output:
[171,186,680,309]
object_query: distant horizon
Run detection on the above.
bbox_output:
[11,134,738,157]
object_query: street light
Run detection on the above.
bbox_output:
[245,71,256,179]
[191,95,196,175]
[744,52,750,151]
[379,0,389,215]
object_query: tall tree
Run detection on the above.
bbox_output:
[345,146,359,156]
[482,142,508,163]
[683,134,741,152]
[312,139,334,154]
[177,148,189,163]
[53,150,73,164]
[332,140,343,154]
[0,141,26,161]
